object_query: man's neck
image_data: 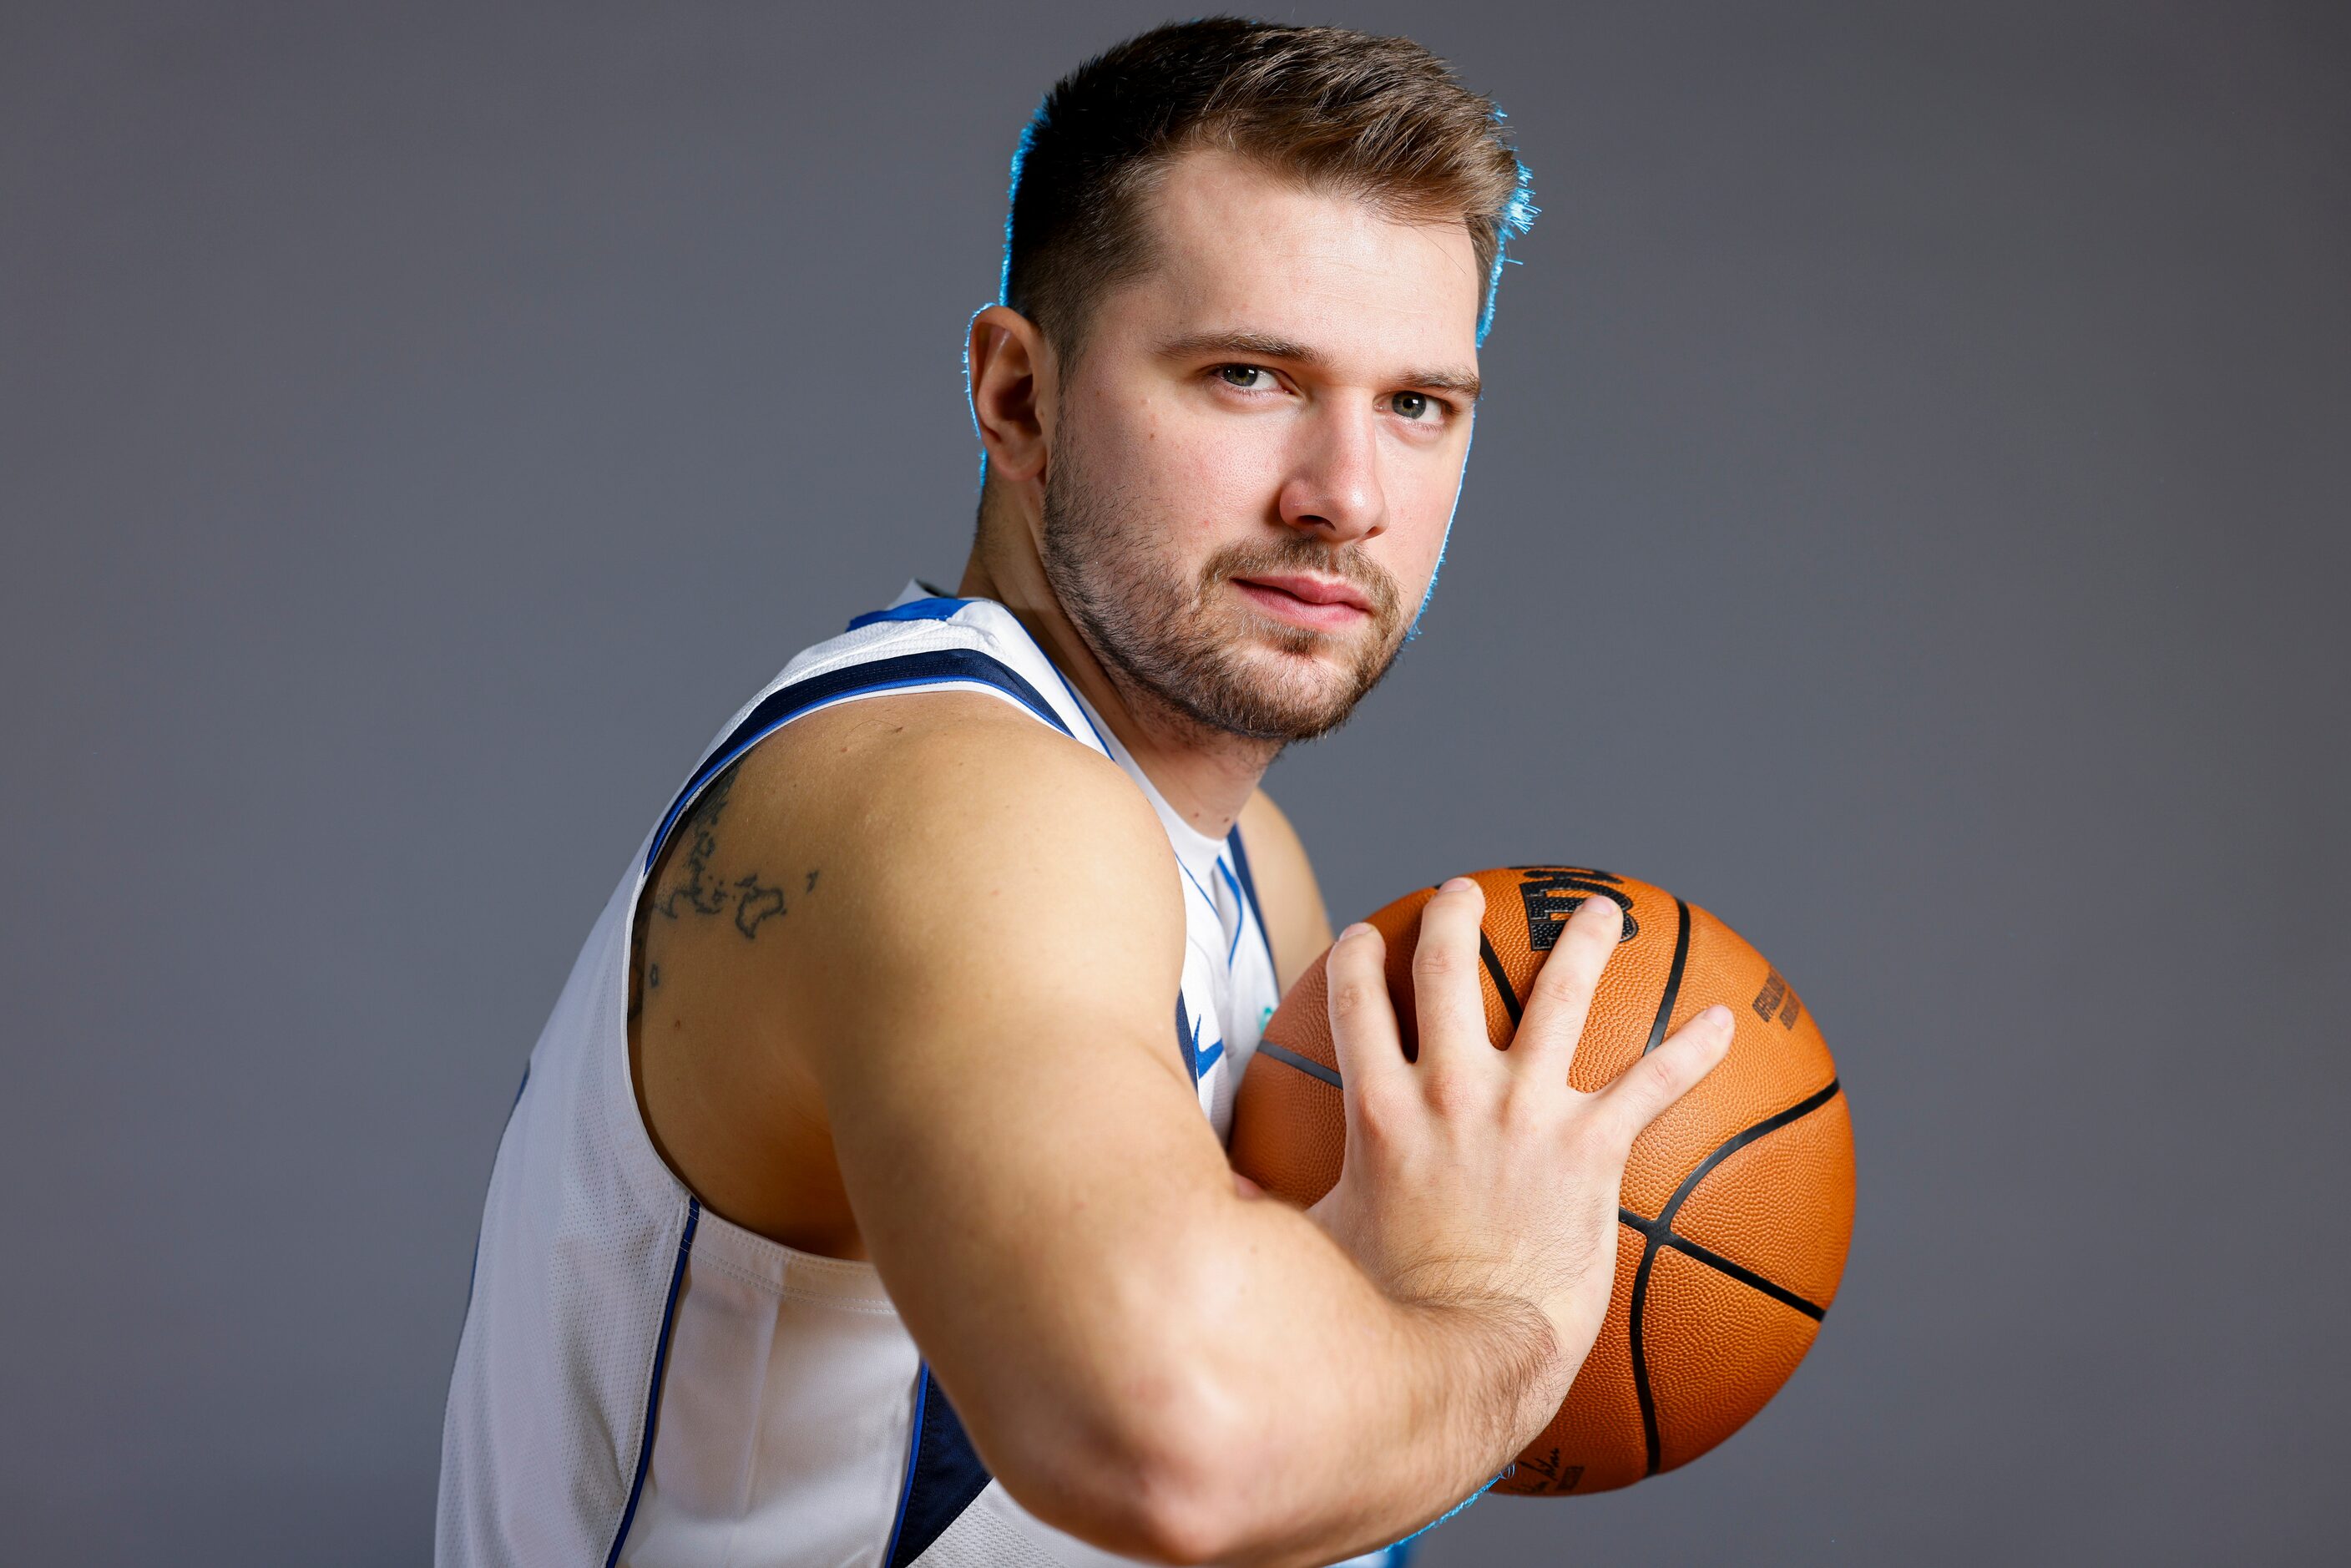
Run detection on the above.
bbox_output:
[956,541,1277,842]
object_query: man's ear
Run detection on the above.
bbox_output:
[967,304,1057,486]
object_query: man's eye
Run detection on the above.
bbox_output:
[1392,391,1433,421]
[1218,365,1272,390]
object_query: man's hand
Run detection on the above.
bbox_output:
[1309,878,1735,1442]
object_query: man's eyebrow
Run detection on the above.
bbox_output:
[1159,330,1327,366]
[1404,367,1483,400]
[1158,330,1482,402]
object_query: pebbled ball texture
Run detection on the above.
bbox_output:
[1227,866,1854,1495]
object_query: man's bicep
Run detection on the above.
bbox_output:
[787,722,1233,1458]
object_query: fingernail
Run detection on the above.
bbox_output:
[1702,1004,1734,1031]
[1440,876,1476,893]
[1338,922,1373,942]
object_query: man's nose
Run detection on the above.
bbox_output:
[1275,403,1386,543]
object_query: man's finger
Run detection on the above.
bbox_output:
[1324,922,1405,1100]
[1508,893,1625,1077]
[1596,1004,1735,1144]
[1409,878,1494,1074]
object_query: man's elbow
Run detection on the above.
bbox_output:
[989,1354,1270,1565]
[1106,1445,1252,1565]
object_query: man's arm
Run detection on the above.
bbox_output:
[655,695,1731,1565]
[755,703,1535,1564]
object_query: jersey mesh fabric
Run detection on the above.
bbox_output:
[441,584,1424,1566]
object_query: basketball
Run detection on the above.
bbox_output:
[1229,866,1855,1495]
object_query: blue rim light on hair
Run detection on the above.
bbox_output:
[1000,97,1047,307]
[1418,121,1537,639]
[1478,141,1541,346]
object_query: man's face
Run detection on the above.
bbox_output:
[1038,148,1484,742]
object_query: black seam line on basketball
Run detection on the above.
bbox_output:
[1657,1233,1827,1321]
[1656,1079,1842,1233]
[1255,1039,1342,1088]
[1614,1206,1828,1320]
[1627,1232,1664,1479]
[1619,1076,1840,1479]
[1639,898,1692,1056]
[1477,931,1524,1029]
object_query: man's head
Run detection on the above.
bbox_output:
[968,19,1534,744]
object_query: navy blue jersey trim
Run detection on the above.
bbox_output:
[1175,858,1221,928]
[603,1196,702,1568]
[879,1372,929,1568]
[1034,645,1117,757]
[1226,826,1279,977]
[1216,858,1247,962]
[647,650,1074,871]
[864,588,1124,764]
[847,595,975,632]
[883,1365,994,1568]
[1176,994,1201,1085]
[842,591,1120,756]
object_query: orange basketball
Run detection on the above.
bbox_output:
[1229,867,1854,1495]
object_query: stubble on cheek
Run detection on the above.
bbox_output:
[1039,391,1418,742]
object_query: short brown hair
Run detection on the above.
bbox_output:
[1002,18,1536,359]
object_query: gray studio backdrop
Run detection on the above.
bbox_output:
[4,3,2344,1562]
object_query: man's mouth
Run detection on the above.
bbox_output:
[1229,573,1375,631]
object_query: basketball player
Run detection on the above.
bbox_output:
[440,20,1733,1567]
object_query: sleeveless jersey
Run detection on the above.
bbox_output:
[437,584,1409,1567]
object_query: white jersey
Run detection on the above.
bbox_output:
[438,583,1409,1567]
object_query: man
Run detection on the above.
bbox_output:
[440,19,1732,1567]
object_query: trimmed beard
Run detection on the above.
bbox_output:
[1038,435,1410,744]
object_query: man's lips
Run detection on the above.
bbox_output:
[1230,573,1376,630]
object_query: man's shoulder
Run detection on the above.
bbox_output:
[736,684,1140,816]
[626,689,1186,1262]
[724,688,1173,908]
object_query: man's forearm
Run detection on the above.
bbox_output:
[1168,1198,1569,1568]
